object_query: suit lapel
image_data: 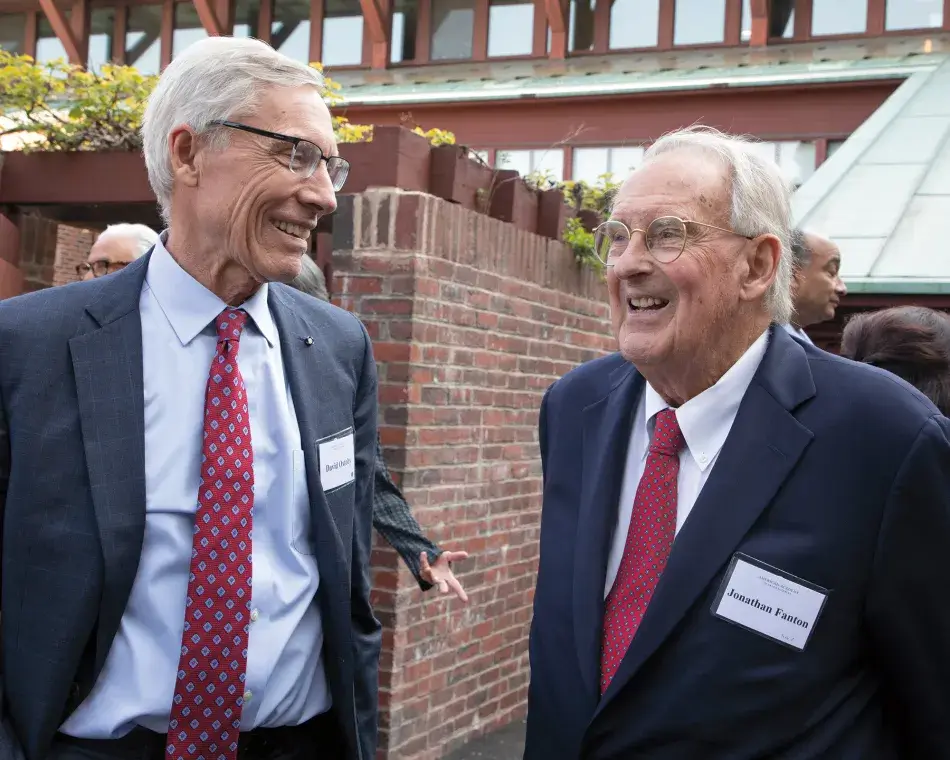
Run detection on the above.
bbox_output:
[597,327,817,713]
[268,287,348,584]
[574,363,643,701]
[68,256,150,675]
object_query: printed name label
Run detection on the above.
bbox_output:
[318,429,355,492]
[711,553,829,651]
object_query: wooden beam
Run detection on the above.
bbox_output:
[749,0,768,46]
[544,0,567,59]
[358,0,391,68]
[358,0,387,42]
[192,0,225,37]
[37,0,82,63]
[68,0,89,62]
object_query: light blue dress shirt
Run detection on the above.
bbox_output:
[61,237,330,738]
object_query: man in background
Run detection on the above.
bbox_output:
[291,256,469,602]
[76,223,158,280]
[784,228,847,344]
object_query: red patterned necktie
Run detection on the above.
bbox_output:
[600,407,684,695]
[167,308,254,760]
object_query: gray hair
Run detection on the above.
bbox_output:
[141,36,325,224]
[643,126,795,325]
[789,227,810,269]
[96,223,159,258]
[290,255,330,302]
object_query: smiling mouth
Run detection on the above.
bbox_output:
[627,296,670,312]
[273,220,311,241]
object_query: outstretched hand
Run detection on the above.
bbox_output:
[419,550,470,603]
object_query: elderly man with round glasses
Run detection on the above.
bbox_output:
[0,36,379,760]
[525,126,950,759]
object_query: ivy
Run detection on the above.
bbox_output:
[0,52,455,151]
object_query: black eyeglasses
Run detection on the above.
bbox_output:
[593,216,755,266]
[76,259,129,278]
[208,120,350,191]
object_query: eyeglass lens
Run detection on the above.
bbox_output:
[594,217,688,265]
[290,142,349,191]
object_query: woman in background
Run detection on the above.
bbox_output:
[840,305,950,416]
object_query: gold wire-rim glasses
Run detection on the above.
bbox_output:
[593,216,755,267]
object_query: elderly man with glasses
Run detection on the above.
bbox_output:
[525,126,950,759]
[76,223,159,280]
[0,36,378,760]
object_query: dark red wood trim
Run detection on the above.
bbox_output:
[25,11,38,58]
[724,0,742,45]
[794,0,811,40]
[544,0,567,58]
[561,144,573,181]
[112,3,126,62]
[944,0,950,30]
[867,0,884,36]
[657,0,673,49]
[592,0,609,53]
[416,0,431,62]
[160,0,172,68]
[815,137,828,167]
[749,0,768,46]
[37,0,83,62]
[258,0,272,43]
[532,0,546,56]
[191,0,225,35]
[473,0,489,59]
[310,0,323,64]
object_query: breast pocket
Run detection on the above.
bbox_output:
[291,449,316,555]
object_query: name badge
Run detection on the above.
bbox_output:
[711,553,829,651]
[317,427,355,492]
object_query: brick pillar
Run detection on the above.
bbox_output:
[53,224,98,286]
[17,214,59,293]
[334,188,613,759]
[0,212,24,300]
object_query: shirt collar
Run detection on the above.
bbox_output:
[642,329,770,472]
[145,231,277,347]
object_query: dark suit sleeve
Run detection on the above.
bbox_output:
[865,414,950,756]
[371,435,442,590]
[349,322,382,760]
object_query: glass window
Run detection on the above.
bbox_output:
[272,0,312,62]
[234,0,263,37]
[488,0,533,57]
[126,5,162,74]
[391,0,418,63]
[609,0,659,50]
[0,14,26,54]
[36,17,68,63]
[674,0,725,45]
[572,146,643,183]
[431,0,475,60]
[777,141,817,188]
[886,0,943,30]
[322,0,363,66]
[811,0,867,36]
[172,3,207,57]
[570,0,596,52]
[87,8,115,71]
[496,149,564,181]
[826,139,846,159]
[740,0,794,41]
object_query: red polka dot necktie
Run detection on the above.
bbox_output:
[167,308,254,760]
[600,407,684,695]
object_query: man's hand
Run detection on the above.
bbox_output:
[419,551,469,603]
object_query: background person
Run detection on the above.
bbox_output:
[784,228,847,344]
[76,223,158,280]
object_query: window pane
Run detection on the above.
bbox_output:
[609,147,644,178]
[740,0,794,41]
[173,3,208,57]
[534,149,564,181]
[392,0,418,62]
[322,0,363,65]
[234,0,263,37]
[0,14,26,54]
[496,149,533,175]
[609,0,659,50]
[272,0,312,62]
[886,0,943,30]
[126,5,162,74]
[431,0,475,60]
[36,17,68,63]
[488,0,534,57]
[811,0,867,36]
[826,140,846,159]
[87,8,115,71]
[777,141,817,188]
[570,0,596,52]
[674,0,725,45]
[573,148,610,183]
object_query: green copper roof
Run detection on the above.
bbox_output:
[793,53,950,294]
[333,36,946,106]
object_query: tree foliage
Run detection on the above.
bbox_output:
[0,52,455,151]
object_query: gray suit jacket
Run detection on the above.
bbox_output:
[0,254,381,760]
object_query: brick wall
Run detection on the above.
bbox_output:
[17,214,59,293]
[333,188,613,759]
[53,224,97,286]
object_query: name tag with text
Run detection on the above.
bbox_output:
[711,553,829,651]
[317,427,355,492]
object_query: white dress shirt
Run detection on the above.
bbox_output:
[61,236,330,738]
[782,322,813,345]
[604,330,770,597]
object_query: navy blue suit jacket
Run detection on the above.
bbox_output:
[0,254,381,760]
[525,325,950,759]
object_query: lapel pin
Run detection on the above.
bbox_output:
[304,336,314,346]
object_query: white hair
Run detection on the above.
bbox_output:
[95,223,159,258]
[643,126,795,326]
[141,36,325,224]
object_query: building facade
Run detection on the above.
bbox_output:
[2,0,948,184]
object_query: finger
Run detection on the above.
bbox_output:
[448,576,469,603]
[439,579,450,594]
[419,551,431,571]
[445,551,469,562]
